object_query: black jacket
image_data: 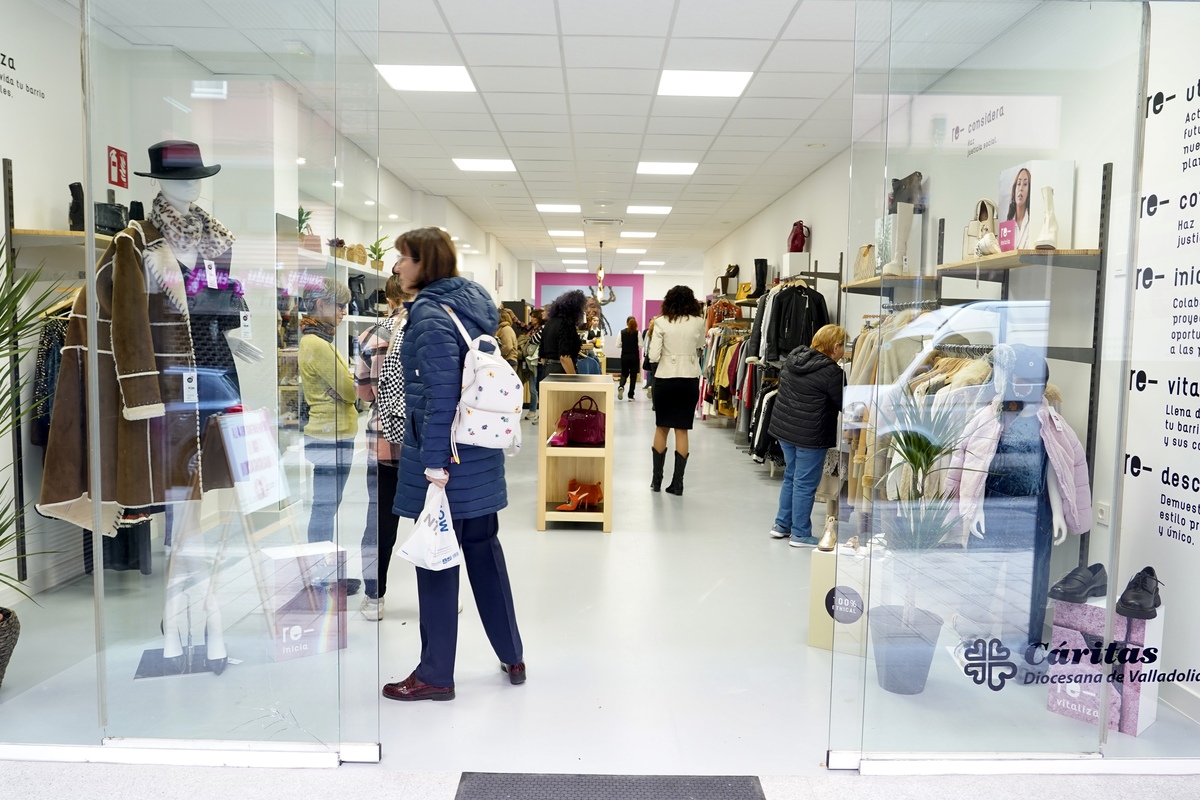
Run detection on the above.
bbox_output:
[539,316,582,362]
[766,285,830,362]
[768,346,844,449]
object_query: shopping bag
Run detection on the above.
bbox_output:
[397,484,462,571]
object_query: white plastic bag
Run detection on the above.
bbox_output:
[397,484,462,571]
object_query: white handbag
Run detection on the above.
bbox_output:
[962,198,999,260]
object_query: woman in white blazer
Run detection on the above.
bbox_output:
[648,285,706,495]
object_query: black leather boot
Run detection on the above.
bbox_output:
[68,182,85,231]
[665,452,689,495]
[650,448,666,492]
[747,259,768,299]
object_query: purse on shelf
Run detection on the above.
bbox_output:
[962,198,999,260]
[734,282,753,301]
[787,220,810,253]
[550,395,606,447]
[853,244,876,282]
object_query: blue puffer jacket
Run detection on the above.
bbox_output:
[393,277,506,521]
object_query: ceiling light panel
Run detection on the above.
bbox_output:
[621,232,657,238]
[616,248,647,254]
[453,158,517,171]
[537,204,582,213]
[639,260,666,266]
[562,259,589,264]
[375,65,477,92]
[557,247,586,253]
[565,268,591,273]
[636,162,698,175]
[627,206,672,214]
[633,269,657,274]
[548,230,585,237]
[657,69,753,98]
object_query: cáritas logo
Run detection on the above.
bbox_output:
[962,638,1018,691]
[964,637,1163,691]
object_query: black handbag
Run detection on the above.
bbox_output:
[347,274,367,316]
[68,182,129,235]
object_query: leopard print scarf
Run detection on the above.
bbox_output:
[148,191,236,261]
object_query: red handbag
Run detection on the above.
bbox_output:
[557,395,606,446]
[787,220,810,253]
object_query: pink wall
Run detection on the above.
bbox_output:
[535,273,647,326]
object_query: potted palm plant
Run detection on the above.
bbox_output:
[0,242,59,689]
[297,206,321,253]
[869,392,969,695]
[367,236,391,271]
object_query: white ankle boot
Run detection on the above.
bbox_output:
[882,202,914,276]
[1035,185,1058,250]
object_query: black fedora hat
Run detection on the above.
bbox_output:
[133,140,221,180]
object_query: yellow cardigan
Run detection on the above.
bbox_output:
[300,332,358,440]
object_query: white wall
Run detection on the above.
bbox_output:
[704,148,852,325]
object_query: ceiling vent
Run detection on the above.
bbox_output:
[583,218,623,228]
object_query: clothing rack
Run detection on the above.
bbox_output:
[882,298,938,312]
[934,342,994,358]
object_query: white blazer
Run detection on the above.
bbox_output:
[649,315,705,379]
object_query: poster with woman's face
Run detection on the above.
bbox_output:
[997,160,1075,251]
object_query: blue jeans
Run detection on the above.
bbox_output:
[774,442,826,539]
[305,438,355,543]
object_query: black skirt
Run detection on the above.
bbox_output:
[653,377,699,429]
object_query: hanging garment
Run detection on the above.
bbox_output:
[31,315,70,447]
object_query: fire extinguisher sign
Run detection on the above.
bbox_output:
[107,146,128,188]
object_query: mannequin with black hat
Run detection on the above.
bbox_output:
[943,342,1093,664]
[38,140,257,675]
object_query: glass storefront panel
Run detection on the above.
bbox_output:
[832,0,1148,763]
[0,0,379,753]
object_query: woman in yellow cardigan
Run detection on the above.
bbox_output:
[300,277,357,543]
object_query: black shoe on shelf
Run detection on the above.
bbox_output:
[1048,563,1108,604]
[1115,566,1163,620]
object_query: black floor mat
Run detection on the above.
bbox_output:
[456,773,767,800]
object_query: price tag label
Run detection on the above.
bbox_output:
[182,370,198,403]
[240,311,252,339]
[203,259,218,289]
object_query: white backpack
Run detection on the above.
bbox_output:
[443,304,523,462]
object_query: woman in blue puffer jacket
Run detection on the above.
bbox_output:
[382,227,525,703]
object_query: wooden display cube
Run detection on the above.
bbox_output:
[808,546,869,656]
[537,375,616,532]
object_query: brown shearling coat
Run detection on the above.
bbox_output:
[37,220,230,535]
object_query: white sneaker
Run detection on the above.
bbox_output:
[527,413,539,423]
[769,528,789,539]
[618,387,624,400]
[361,597,383,621]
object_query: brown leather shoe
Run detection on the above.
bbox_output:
[500,661,526,685]
[382,670,455,701]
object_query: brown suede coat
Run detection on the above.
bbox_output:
[37,221,231,535]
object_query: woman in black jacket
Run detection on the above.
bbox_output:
[538,290,586,375]
[618,316,639,401]
[767,324,847,547]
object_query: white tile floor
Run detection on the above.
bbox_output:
[5,394,1200,794]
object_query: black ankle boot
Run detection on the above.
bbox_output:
[747,259,768,299]
[665,452,689,495]
[650,448,666,492]
[68,182,85,231]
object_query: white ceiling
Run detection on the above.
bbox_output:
[74,0,1043,274]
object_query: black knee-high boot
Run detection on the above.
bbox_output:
[665,452,689,495]
[650,448,666,492]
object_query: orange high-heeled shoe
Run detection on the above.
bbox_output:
[557,488,589,512]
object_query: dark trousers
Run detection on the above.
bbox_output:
[618,360,639,397]
[414,513,523,687]
[305,438,355,543]
[362,459,400,599]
